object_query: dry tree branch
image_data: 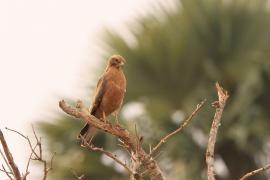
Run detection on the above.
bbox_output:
[5,127,55,180]
[23,143,38,179]
[89,144,131,173]
[1,165,13,180]
[0,148,13,173]
[30,126,50,180]
[5,127,37,180]
[239,163,270,180]
[59,99,164,180]
[29,126,55,180]
[61,100,135,149]
[0,129,21,180]
[71,169,85,180]
[118,138,132,156]
[5,127,39,159]
[59,96,207,179]
[150,99,206,156]
[80,136,133,174]
[0,166,11,175]
[206,83,229,180]
[38,152,55,180]
[130,151,142,180]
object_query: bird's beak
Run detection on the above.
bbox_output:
[119,61,125,66]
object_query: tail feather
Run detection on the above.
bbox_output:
[78,124,96,145]
[78,124,89,137]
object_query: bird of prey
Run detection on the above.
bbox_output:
[78,55,126,144]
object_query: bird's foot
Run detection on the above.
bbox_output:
[113,111,120,125]
[115,117,120,126]
[102,111,108,123]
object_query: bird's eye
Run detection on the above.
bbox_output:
[115,59,120,63]
[110,57,121,66]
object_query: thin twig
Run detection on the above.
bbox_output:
[150,99,206,156]
[206,83,229,180]
[153,151,164,161]
[0,167,11,175]
[117,141,131,156]
[0,148,13,173]
[134,124,143,153]
[134,124,139,151]
[5,127,39,159]
[0,129,21,180]
[240,163,270,180]
[141,169,148,177]
[31,125,42,159]
[6,126,55,180]
[21,172,30,180]
[80,136,133,174]
[49,152,56,171]
[71,169,85,180]
[40,151,55,180]
[1,165,13,180]
[24,143,38,178]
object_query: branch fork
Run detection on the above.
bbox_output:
[206,83,229,180]
[59,96,206,179]
[0,127,55,180]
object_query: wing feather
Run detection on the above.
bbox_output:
[90,76,107,116]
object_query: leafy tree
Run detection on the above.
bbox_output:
[39,0,270,179]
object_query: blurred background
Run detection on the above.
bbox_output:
[1,0,270,179]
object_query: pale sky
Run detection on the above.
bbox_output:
[0,0,176,178]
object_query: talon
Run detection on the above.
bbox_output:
[114,112,119,124]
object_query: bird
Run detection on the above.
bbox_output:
[78,54,126,145]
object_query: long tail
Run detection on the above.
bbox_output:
[78,124,96,145]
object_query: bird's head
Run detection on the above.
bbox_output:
[107,55,126,69]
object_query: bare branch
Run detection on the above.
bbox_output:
[2,127,33,180]
[49,152,56,171]
[130,152,142,180]
[240,163,270,180]
[31,125,42,159]
[31,126,55,180]
[6,127,55,180]
[40,151,55,180]
[150,99,206,156]
[71,169,85,180]
[1,165,13,180]
[0,129,21,180]
[59,100,164,180]
[5,127,39,159]
[0,148,13,173]
[24,143,38,179]
[80,136,133,174]
[60,100,134,148]
[117,139,131,156]
[206,83,229,180]
[21,172,30,180]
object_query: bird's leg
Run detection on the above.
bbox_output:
[114,111,119,125]
[103,111,107,123]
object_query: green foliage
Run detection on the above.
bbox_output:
[39,0,270,179]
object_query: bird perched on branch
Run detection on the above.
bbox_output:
[78,55,126,144]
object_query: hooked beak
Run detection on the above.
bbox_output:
[119,61,125,66]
